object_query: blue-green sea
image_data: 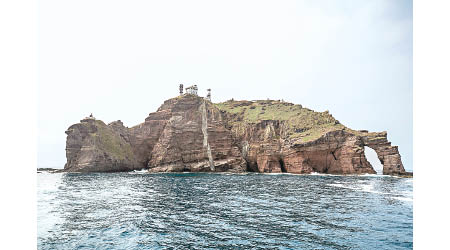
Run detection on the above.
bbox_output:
[37,172,413,249]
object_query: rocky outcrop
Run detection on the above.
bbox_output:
[64,95,245,173]
[232,123,378,175]
[140,95,245,172]
[215,100,411,176]
[360,132,409,176]
[64,118,139,172]
[64,95,410,176]
[243,129,386,175]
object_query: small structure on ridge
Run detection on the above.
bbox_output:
[81,113,95,122]
[185,85,198,95]
[206,88,211,101]
[179,84,184,95]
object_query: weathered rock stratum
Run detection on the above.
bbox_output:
[64,94,411,176]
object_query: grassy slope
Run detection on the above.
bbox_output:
[92,120,134,160]
[214,100,350,142]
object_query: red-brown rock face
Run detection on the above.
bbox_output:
[64,95,410,176]
[140,95,246,172]
[239,124,376,175]
[282,130,377,175]
[360,132,407,175]
[64,118,140,172]
[64,95,245,173]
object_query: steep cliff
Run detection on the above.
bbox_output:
[216,99,409,176]
[129,95,245,172]
[64,95,411,176]
[64,118,139,172]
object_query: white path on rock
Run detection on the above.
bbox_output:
[200,100,215,171]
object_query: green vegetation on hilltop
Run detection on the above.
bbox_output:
[92,120,134,160]
[214,99,346,142]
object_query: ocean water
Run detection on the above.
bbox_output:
[37,172,413,249]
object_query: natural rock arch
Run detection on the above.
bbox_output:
[360,132,406,175]
[364,146,382,174]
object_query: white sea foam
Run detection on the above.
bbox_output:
[310,172,341,176]
[128,169,149,174]
[360,184,373,192]
[361,173,380,177]
[222,172,251,175]
[312,172,393,178]
[262,172,296,176]
[329,180,413,203]
[328,183,346,188]
[391,196,413,202]
[328,181,392,195]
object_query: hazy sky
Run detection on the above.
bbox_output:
[38,0,412,171]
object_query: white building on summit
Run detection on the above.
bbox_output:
[185,85,198,95]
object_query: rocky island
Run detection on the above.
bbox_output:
[64,86,411,176]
